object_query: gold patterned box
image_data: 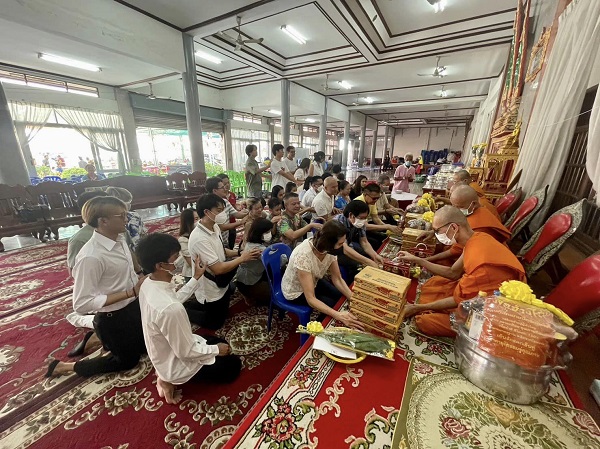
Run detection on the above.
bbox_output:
[349,298,404,325]
[352,308,402,337]
[360,321,398,340]
[353,267,411,302]
[351,287,405,314]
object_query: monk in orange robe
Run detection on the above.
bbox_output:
[420,185,511,267]
[438,169,500,219]
[398,206,525,337]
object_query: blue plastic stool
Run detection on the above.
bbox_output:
[261,243,312,346]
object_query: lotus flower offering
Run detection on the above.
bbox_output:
[297,321,396,361]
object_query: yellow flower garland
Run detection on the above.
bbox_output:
[417,199,429,208]
[422,211,435,223]
[498,281,574,326]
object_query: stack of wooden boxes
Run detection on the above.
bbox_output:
[350,266,411,340]
[401,228,435,258]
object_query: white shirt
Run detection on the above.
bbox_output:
[301,187,318,208]
[294,168,308,181]
[177,236,192,278]
[312,161,324,176]
[188,222,227,303]
[282,239,336,300]
[270,158,289,188]
[139,277,219,384]
[284,157,297,174]
[312,189,334,218]
[72,231,138,314]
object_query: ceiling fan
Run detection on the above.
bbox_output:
[143,83,171,100]
[435,86,455,98]
[321,74,341,92]
[218,16,264,51]
[418,56,447,78]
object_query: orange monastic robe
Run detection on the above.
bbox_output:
[446,206,511,260]
[470,182,501,220]
[415,232,526,337]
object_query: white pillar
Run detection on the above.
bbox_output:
[369,124,378,166]
[0,82,29,185]
[319,97,327,152]
[115,88,142,172]
[342,116,350,168]
[281,79,290,148]
[358,115,367,166]
[182,33,205,173]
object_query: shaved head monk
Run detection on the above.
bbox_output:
[399,206,525,337]
[452,169,500,219]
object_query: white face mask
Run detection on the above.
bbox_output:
[262,232,272,243]
[161,262,182,277]
[210,210,228,225]
[435,225,457,246]
[460,202,475,216]
[353,218,367,229]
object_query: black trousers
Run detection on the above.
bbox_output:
[228,228,236,250]
[74,299,146,377]
[290,278,341,310]
[236,276,271,304]
[184,285,233,330]
[337,242,368,284]
[366,231,387,250]
[189,335,242,383]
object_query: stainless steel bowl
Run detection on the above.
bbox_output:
[454,325,556,405]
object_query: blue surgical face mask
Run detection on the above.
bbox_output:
[405,161,412,167]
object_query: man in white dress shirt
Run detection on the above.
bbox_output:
[136,233,242,404]
[270,144,297,188]
[283,146,297,173]
[186,194,261,330]
[46,196,146,377]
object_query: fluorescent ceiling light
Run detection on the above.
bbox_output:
[432,0,447,13]
[268,109,281,115]
[38,53,101,72]
[305,118,317,123]
[363,97,374,104]
[195,51,222,65]
[0,77,26,86]
[28,82,67,92]
[70,90,99,97]
[338,80,352,90]
[281,25,306,45]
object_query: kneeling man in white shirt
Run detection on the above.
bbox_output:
[136,233,242,404]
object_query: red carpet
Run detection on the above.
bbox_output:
[0,214,305,448]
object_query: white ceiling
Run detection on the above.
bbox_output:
[0,0,518,128]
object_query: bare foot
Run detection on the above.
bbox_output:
[84,333,103,354]
[157,377,182,405]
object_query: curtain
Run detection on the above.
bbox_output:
[8,101,52,146]
[587,86,600,206]
[514,0,600,227]
[56,106,125,172]
[463,76,503,162]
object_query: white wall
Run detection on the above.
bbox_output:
[392,126,466,158]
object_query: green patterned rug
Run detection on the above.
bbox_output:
[392,358,600,449]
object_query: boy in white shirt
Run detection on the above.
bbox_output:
[136,233,242,404]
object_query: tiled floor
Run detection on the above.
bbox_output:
[0,205,176,252]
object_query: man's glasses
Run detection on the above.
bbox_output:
[111,212,128,219]
[433,222,454,233]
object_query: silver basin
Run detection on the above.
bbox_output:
[454,325,556,405]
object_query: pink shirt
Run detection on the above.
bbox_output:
[393,164,415,192]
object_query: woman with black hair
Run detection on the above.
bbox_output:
[177,208,198,282]
[350,175,367,200]
[236,218,272,302]
[294,157,313,182]
[281,221,363,329]
[271,185,285,202]
[284,181,297,195]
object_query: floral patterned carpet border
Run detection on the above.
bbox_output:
[224,301,590,449]
[393,357,600,449]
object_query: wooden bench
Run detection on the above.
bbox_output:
[0,185,50,252]
[26,181,82,240]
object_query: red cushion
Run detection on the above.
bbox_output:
[545,256,600,319]
[496,192,516,215]
[508,197,538,232]
[522,214,572,264]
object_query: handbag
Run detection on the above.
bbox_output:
[204,267,237,288]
